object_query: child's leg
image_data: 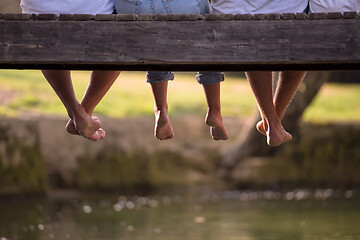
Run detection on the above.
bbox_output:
[202,82,228,141]
[246,71,292,146]
[256,71,306,135]
[147,71,174,140]
[150,81,174,140]
[196,72,228,140]
[41,70,104,141]
[66,70,121,137]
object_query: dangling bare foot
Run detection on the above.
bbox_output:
[65,118,106,141]
[256,120,266,136]
[89,127,106,141]
[266,122,292,147]
[76,115,105,141]
[66,119,80,135]
[154,108,174,140]
[67,104,105,141]
[258,118,292,146]
[205,111,228,141]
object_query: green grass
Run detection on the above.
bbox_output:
[0,69,359,122]
[302,82,360,122]
[0,70,256,118]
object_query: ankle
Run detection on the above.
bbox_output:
[154,105,168,114]
[70,103,89,123]
[207,106,222,120]
[81,105,93,116]
[208,105,221,113]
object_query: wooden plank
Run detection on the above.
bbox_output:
[73,14,95,21]
[153,14,166,21]
[235,14,253,20]
[343,12,357,19]
[137,14,154,21]
[254,14,266,20]
[281,13,296,20]
[58,14,73,21]
[327,12,343,19]
[116,14,136,21]
[4,13,31,20]
[164,14,188,21]
[218,14,235,21]
[188,14,205,21]
[0,16,359,71]
[308,12,327,20]
[296,13,307,20]
[96,14,116,21]
[37,14,58,21]
[265,14,281,20]
[205,14,218,20]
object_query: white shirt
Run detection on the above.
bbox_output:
[211,0,309,14]
[309,0,360,13]
[20,0,114,14]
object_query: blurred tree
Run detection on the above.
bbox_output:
[220,71,331,181]
[328,71,360,83]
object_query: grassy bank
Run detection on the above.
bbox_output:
[0,70,255,118]
[0,70,360,122]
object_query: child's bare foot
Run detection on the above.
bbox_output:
[266,124,292,147]
[205,112,228,141]
[65,118,106,141]
[154,108,174,140]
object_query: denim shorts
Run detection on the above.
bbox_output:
[115,0,212,15]
[115,0,224,85]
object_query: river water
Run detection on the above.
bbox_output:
[1,189,359,240]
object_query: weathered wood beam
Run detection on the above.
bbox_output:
[0,13,359,71]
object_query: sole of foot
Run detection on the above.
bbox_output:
[66,116,105,141]
[154,110,174,140]
[206,116,228,141]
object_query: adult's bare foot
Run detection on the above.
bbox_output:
[66,118,105,141]
[76,115,105,141]
[256,120,266,136]
[258,118,292,146]
[205,112,228,141]
[67,104,105,141]
[266,125,292,147]
[66,120,80,135]
[88,127,106,141]
[154,108,174,140]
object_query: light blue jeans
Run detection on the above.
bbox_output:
[115,0,224,84]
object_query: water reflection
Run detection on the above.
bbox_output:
[0,189,359,240]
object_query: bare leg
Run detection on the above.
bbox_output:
[150,81,174,140]
[203,82,228,141]
[275,71,307,117]
[256,109,266,135]
[66,70,121,138]
[257,71,306,135]
[246,71,292,146]
[41,70,104,141]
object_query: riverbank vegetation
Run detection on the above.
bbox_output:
[0,70,360,122]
